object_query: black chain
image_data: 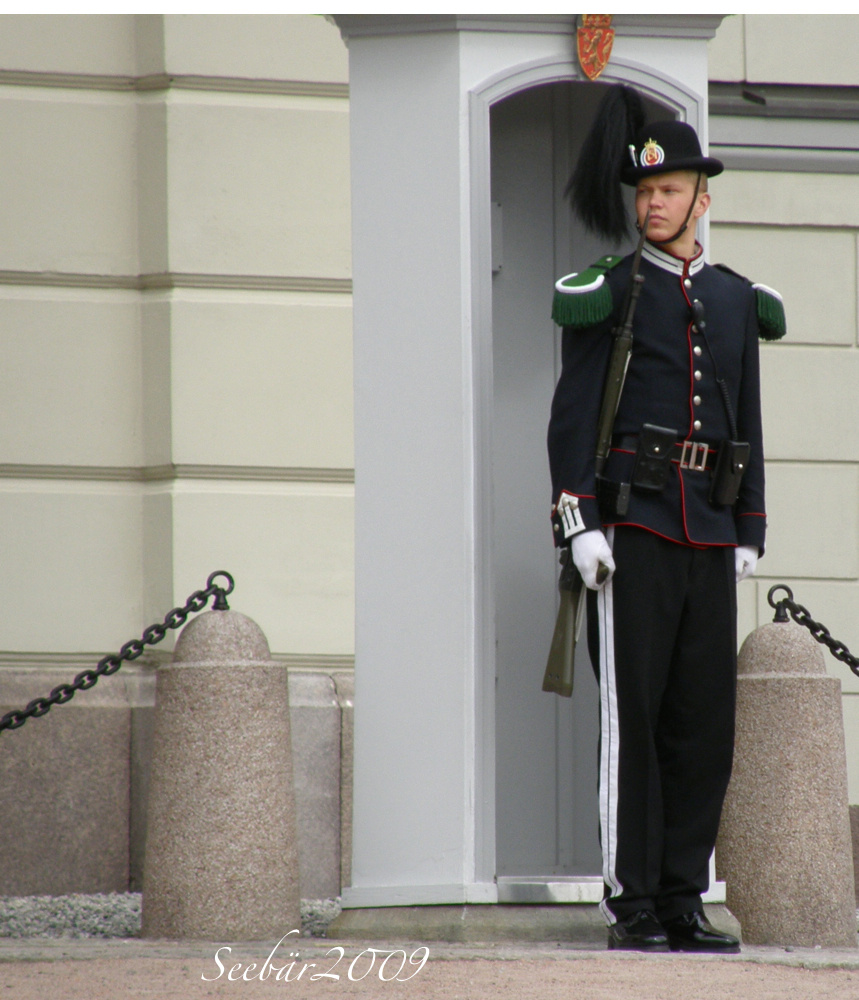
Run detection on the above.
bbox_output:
[0,571,235,734]
[768,584,859,676]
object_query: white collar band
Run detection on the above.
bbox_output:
[641,241,705,277]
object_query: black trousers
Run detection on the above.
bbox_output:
[586,525,737,925]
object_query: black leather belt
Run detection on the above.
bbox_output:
[612,434,718,472]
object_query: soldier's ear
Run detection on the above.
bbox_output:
[693,191,711,219]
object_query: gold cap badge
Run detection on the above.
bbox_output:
[641,138,666,169]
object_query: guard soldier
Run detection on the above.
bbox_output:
[547,87,785,952]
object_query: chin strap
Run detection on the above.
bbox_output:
[637,172,703,247]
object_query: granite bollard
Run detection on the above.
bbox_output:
[717,619,857,947]
[142,609,300,940]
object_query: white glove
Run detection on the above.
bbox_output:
[571,529,616,590]
[735,545,759,583]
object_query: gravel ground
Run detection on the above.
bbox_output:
[1,897,858,1000]
[1,939,859,1000]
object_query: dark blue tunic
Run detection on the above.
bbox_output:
[548,242,767,552]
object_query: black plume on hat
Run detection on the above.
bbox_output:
[566,84,645,243]
[622,119,723,184]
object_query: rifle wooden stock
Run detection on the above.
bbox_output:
[542,556,609,697]
[542,561,581,698]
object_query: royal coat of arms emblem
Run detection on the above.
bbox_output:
[577,14,614,82]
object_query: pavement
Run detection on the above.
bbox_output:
[2,935,859,1000]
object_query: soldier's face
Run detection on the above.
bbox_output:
[635,171,710,248]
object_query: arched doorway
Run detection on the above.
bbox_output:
[489,80,669,892]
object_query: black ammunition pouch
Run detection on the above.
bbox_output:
[596,475,630,519]
[631,423,677,493]
[597,423,677,519]
[709,440,750,506]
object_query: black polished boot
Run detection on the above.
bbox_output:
[607,910,670,951]
[663,911,740,953]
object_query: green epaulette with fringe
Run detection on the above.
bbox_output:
[552,254,623,329]
[714,264,786,341]
[751,283,786,341]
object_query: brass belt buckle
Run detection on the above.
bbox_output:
[679,440,708,472]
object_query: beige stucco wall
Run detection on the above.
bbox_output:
[710,15,859,802]
[0,14,353,658]
[710,14,859,86]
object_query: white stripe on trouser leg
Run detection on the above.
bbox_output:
[598,526,622,925]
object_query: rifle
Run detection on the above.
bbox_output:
[542,212,650,697]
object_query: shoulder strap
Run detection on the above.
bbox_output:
[713,263,786,341]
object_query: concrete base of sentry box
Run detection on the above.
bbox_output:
[328,903,741,945]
